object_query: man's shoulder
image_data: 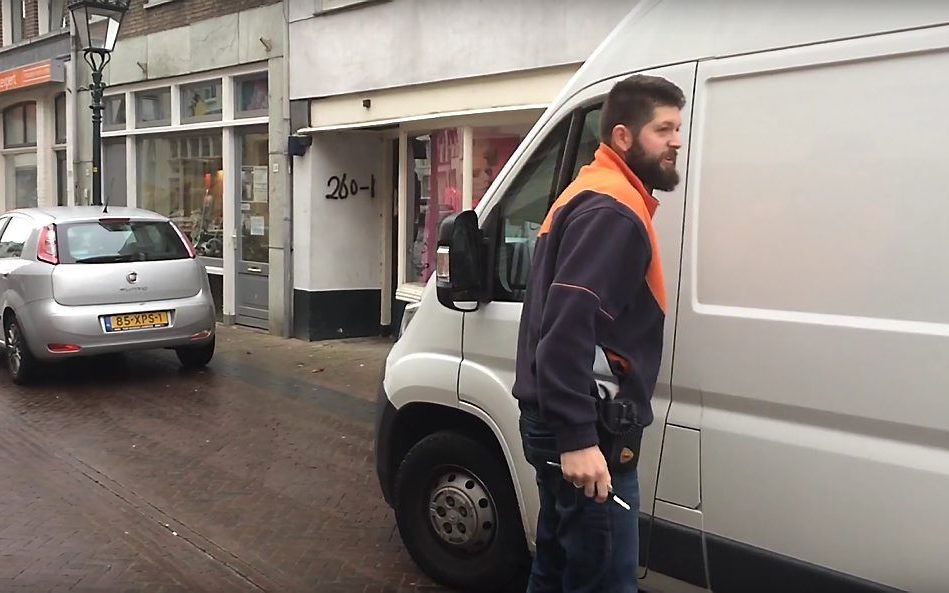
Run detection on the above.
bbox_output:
[564,168,650,221]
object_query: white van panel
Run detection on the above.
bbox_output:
[563,0,949,103]
[385,284,463,409]
[677,26,949,590]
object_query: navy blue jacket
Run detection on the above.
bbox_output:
[513,144,667,453]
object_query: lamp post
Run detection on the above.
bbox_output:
[68,0,130,207]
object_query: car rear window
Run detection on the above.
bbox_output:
[59,220,190,264]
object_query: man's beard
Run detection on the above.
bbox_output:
[624,144,680,192]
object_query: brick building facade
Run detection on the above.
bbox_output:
[121,0,282,40]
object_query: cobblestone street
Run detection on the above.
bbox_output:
[0,325,451,593]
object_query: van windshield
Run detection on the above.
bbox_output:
[58,221,191,264]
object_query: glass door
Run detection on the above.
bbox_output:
[236,127,269,328]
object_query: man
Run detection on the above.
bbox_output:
[513,75,685,593]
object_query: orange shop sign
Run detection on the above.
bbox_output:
[0,60,62,94]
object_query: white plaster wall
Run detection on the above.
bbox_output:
[288,0,636,99]
[294,131,385,291]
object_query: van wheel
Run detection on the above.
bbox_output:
[5,315,38,385]
[394,431,528,592]
[175,337,215,368]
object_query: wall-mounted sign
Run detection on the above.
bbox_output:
[0,60,63,94]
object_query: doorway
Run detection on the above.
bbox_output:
[236,127,270,329]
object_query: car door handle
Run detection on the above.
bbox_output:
[247,267,262,273]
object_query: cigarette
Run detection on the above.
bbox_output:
[545,461,632,511]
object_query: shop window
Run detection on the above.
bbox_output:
[135,88,171,128]
[3,102,36,148]
[181,79,223,123]
[56,150,67,206]
[104,95,126,131]
[55,93,67,145]
[51,0,68,31]
[11,0,25,43]
[137,132,224,263]
[235,74,268,118]
[5,153,37,209]
[406,128,462,285]
[239,130,270,264]
[492,118,571,302]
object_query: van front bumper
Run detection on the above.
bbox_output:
[375,381,398,507]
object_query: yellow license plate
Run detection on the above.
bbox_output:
[105,311,170,332]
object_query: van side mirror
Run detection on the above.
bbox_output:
[436,210,482,312]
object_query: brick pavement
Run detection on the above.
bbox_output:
[0,325,452,593]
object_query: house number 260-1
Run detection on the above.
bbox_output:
[325,174,375,199]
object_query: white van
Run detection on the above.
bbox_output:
[374,2,949,591]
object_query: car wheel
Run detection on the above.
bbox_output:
[175,336,215,368]
[394,431,529,592]
[5,315,38,385]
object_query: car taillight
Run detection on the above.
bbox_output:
[37,224,58,265]
[170,222,196,258]
[47,344,81,353]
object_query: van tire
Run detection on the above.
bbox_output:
[175,337,215,368]
[393,431,528,592]
[4,315,38,385]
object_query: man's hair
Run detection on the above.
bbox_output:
[599,75,686,143]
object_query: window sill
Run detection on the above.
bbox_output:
[0,146,38,155]
[0,29,68,54]
[145,0,179,8]
[313,0,389,17]
[395,282,425,303]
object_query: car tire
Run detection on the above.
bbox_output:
[394,431,529,592]
[5,315,38,385]
[175,336,215,368]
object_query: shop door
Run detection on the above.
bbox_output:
[236,127,270,329]
[103,139,127,207]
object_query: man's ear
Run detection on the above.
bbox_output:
[610,124,634,154]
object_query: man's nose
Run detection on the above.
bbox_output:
[670,131,683,149]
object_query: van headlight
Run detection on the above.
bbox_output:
[400,302,421,338]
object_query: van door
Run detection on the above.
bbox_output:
[459,62,698,582]
[676,27,949,592]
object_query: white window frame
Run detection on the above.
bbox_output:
[101,63,270,321]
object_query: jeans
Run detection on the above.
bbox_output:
[520,410,640,593]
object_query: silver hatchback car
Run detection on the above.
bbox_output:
[0,207,216,384]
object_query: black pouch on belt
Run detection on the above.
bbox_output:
[595,397,644,474]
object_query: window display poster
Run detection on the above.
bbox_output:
[252,166,269,202]
[250,216,266,236]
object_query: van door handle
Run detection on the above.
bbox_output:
[247,267,262,273]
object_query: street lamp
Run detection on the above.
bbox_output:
[68,0,130,207]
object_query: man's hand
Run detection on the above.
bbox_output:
[560,446,611,503]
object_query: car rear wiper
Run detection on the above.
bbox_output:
[74,254,141,263]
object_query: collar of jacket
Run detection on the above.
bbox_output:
[593,143,660,218]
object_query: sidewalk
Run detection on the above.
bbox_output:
[215,324,394,402]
